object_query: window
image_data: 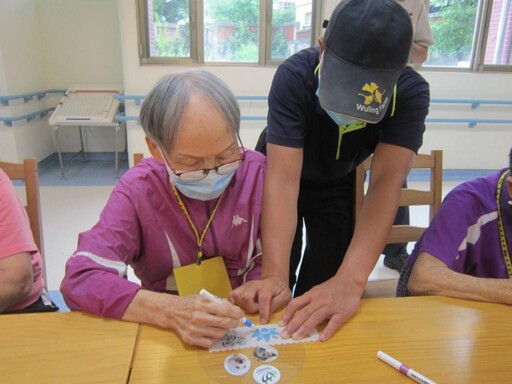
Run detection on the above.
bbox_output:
[145,0,191,59]
[424,0,511,70]
[137,0,321,65]
[481,0,512,67]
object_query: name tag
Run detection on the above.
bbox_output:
[174,256,232,297]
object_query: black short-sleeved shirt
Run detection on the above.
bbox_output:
[266,47,430,186]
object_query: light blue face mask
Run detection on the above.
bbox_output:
[167,169,235,201]
[315,87,369,160]
[315,87,360,127]
[325,110,359,127]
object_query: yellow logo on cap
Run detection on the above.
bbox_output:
[358,82,384,105]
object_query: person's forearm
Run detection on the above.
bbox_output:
[409,254,512,305]
[260,179,297,282]
[0,253,34,312]
[336,176,400,288]
[337,145,414,289]
[409,44,428,64]
[260,145,302,283]
[0,280,32,313]
[122,289,179,328]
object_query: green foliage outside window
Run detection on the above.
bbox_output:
[272,7,296,59]
[205,0,259,62]
[151,0,300,62]
[427,0,478,67]
[151,0,190,57]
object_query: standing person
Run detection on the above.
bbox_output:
[61,71,266,348]
[0,168,57,313]
[230,0,430,341]
[397,148,512,302]
[397,0,434,64]
[383,0,434,272]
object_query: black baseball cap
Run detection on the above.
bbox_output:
[319,0,413,123]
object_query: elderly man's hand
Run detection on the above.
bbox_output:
[229,276,292,324]
[279,275,362,341]
[166,294,244,348]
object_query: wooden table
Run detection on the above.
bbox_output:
[129,296,512,383]
[0,311,139,383]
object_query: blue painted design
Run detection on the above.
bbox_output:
[251,327,280,343]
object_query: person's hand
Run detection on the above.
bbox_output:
[279,275,363,342]
[167,294,245,348]
[229,276,292,324]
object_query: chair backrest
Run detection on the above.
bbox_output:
[354,150,443,244]
[133,153,144,166]
[0,159,47,288]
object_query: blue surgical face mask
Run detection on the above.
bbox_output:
[325,110,359,126]
[166,166,235,201]
[315,87,360,127]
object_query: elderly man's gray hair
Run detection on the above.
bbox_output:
[140,70,240,150]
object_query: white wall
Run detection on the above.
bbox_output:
[37,0,123,88]
[0,0,124,162]
[37,0,124,155]
[0,0,510,168]
[0,0,51,162]
[421,71,512,169]
[0,0,45,93]
[118,0,512,169]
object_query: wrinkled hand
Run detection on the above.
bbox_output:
[229,276,292,324]
[279,276,362,342]
[168,295,244,348]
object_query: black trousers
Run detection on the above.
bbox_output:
[289,177,409,297]
[290,177,355,297]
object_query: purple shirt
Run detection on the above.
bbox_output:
[397,169,512,296]
[61,149,266,318]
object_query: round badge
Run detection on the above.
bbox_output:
[224,353,251,376]
[253,345,279,363]
[253,365,281,384]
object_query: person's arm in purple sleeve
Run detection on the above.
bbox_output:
[60,187,143,318]
[408,252,512,304]
[60,186,245,348]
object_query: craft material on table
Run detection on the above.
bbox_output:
[209,324,320,352]
[253,365,281,383]
[224,353,251,376]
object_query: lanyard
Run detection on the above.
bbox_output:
[172,185,224,265]
[496,170,512,278]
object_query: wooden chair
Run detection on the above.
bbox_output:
[355,150,443,244]
[356,150,443,298]
[0,159,47,288]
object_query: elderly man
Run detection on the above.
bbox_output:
[61,71,266,348]
[397,148,512,303]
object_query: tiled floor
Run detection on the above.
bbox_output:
[18,153,496,309]
[38,152,129,186]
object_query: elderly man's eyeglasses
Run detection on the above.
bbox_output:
[162,147,246,183]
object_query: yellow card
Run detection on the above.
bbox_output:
[174,256,232,298]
